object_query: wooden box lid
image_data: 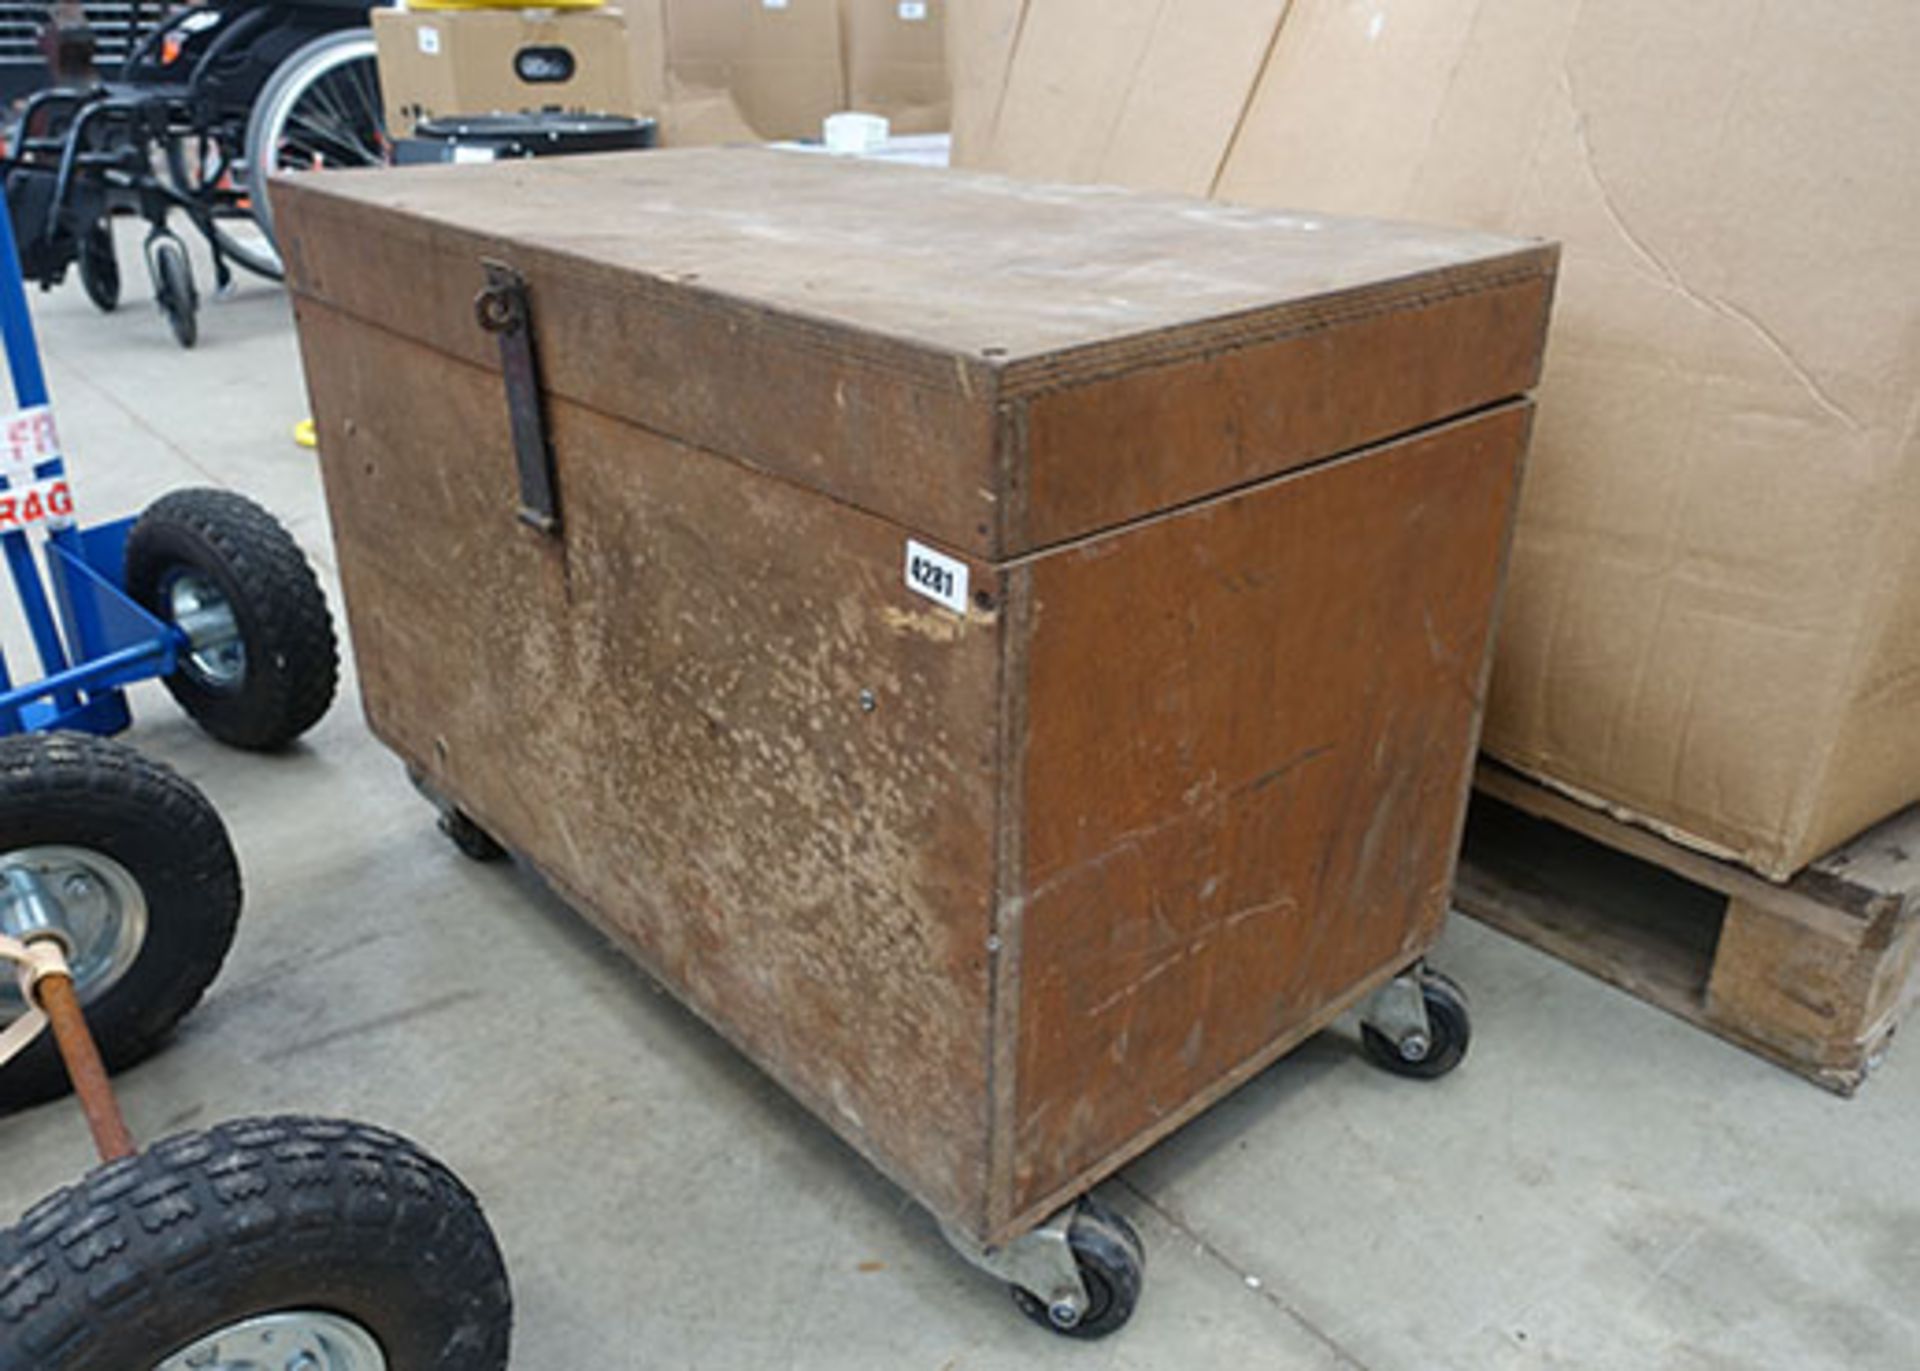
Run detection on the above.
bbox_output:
[274,147,1556,557]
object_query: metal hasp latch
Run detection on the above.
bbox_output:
[474,259,560,535]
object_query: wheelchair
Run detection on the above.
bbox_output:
[2,0,386,347]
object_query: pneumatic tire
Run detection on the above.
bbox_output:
[125,488,339,751]
[0,1115,513,1371]
[0,733,240,1111]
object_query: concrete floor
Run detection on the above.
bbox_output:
[3,242,1918,1371]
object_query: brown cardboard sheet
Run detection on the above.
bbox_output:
[956,0,1920,878]
[658,0,844,142]
[842,0,948,133]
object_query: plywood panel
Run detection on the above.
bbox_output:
[275,148,1553,557]
[295,299,1004,1229]
[1008,403,1530,1221]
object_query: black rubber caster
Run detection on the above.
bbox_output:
[78,217,119,312]
[145,230,197,348]
[1361,969,1471,1079]
[0,732,241,1111]
[125,488,340,751]
[441,807,509,863]
[1010,1196,1145,1340]
[0,1116,513,1370]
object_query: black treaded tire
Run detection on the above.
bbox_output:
[0,733,240,1111]
[1360,970,1471,1080]
[0,1115,513,1371]
[149,236,196,348]
[78,219,118,313]
[125,488,339,751]
[1010,1195,1145,1339]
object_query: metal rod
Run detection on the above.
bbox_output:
[36,972,136,1163]
[3,528,75,692]
[0,634,167,717]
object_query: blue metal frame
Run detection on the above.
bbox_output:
[0,194,183,737]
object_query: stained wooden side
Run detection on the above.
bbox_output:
[1475,761,1906,938]
[275,159,1555,559]
[1455,795,1920,1096]
[275,188,1004,554]
[1002,403,1531,1228]
[1707,896,1920,1085]
[1461,766,1920,1095]
[275,149,1550,367]
[1014,270,1553,548]
[295,299,1004,1231]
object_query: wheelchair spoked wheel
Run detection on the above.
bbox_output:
[144,231,197,349]
[77,218,118,313]
[245,29,385,255]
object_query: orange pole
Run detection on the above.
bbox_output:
[36,973,136,1163]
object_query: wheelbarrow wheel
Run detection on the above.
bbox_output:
[0,1116,513,1371]
[147,234,197,348]
[125,488,339,751]
[77,217,118,312]
[0,733,240,1111]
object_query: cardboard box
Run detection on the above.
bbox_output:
[943,0,1021,164]
[970,0,1285,195]
[373,9,639,137]
[841,0,947,133]
[958,0,1920,879]
[656,0,843,143]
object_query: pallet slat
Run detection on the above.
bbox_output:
[1456,762,1920,1095]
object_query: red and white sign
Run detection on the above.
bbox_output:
[0,477,74,533]
[0,405,59,477]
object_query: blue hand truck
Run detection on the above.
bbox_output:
[0,201,510,1371]
[0,174,342,1102]
[0,192,339,746]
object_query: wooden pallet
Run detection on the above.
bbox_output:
[1454,762,1920,1095]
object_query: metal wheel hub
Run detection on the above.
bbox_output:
[157,1311,386,1371]
[0,846,146,1010]
[168,569,246,690]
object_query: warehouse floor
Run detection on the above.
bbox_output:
[3,253,1917,1371]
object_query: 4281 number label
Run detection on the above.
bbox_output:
[904,539,970,615]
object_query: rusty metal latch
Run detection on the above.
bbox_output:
[475,260,561,535]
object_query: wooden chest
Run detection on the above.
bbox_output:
[276,149,1556,1247]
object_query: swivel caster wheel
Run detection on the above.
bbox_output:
[944,1194,1146,1339]
[144,229,197,348]
[1359,964,1471,1079]
[78,217,118,312]
[441,806,509,863]
[405,769,509,862]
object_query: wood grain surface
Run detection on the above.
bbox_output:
[1002,402,1531,1226]
[295,298,1004,1230]
[273,149,1553,557]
